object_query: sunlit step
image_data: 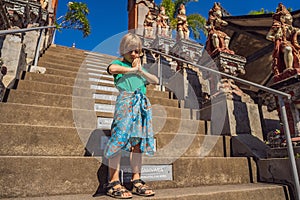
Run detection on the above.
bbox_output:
[93,93,117,101]
[97,117,113,129]
[91,85,118,92]
[94,103,115,113]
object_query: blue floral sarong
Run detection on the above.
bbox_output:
[104,90,155,158]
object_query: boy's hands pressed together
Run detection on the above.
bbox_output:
[132,58,141,68]
[131,58,143,74]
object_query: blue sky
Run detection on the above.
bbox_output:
[54,0,300,54]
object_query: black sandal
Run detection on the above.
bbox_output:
[131,179,155,197]
[105,180,132,199]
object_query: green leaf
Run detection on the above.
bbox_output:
[56,1,91,38]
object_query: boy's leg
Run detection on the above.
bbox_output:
[130,144,142,180]
[108,153,132,198]
[130,144,154,195]
[108,153,121,182]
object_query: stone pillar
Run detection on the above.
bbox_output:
[200,51,264,140]
[23,29,40,64]
[168,38,207,109]
[199,82,263,140]
[0,34,26,88]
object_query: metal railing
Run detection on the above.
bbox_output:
[144,46,300,200]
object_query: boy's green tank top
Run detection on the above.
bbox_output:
[109,59,147,94]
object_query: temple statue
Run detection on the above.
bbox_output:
[205,2,234,56]
[143,10,155,38]
[176,4,189,40]
[156,6,169,37]
[262,3,300,137]
[40,0,49,10]
[266,3,300,79]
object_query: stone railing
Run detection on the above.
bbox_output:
[0,0,55,91]
[0,0,49,29]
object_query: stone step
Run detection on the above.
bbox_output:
[17,79,171,99]
[7,90,93,109]
[94,104,189,118]
[0,156,99,198]
[85,59,112,67]
[45,45,86,55]
[1,183,287,200]
[24,72,114,87]
[154,133,230,158]
[16,79,96,97]
[97,114,208,133]
[43,66,108,79]
[152,117,207,134]
[0,156,258,198]
[44,47,116,64]
[40,54,111,67]
[0,103,96,128]
[8,90,181,118]
[40,52,86,64]
[96,116,207,134]
[0,101,206,134]
[7,89,178,109]
[0,123,223,157]
[84,51,117,60]
[0,124,86,156]
[38,60,109,73]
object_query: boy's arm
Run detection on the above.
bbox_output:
[139,69,159,85]
[108,64,138,75]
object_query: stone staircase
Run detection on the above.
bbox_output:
[0,45,289,199]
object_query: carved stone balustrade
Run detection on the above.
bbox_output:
[0,0,48,29]
[142,37,154,48]
[212,51,246,76]
[151,36,175,54]
[170,39,203,64]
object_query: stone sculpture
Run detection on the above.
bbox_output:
[266,3,300,81]
[205,2,234,56]
[156,6,169,37]
[143,10,155,38]
[176,4,189,40]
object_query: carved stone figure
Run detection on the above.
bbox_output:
[143,10,155,38]
[176,4,189,40]
[40,0,49,10]
[205,2,234,56]
[156,6,169,37]
[266,3,300,79]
